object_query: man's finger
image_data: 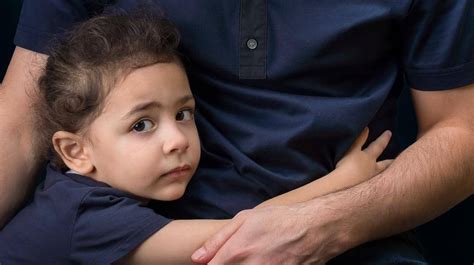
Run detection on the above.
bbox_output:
[191,215,245,264]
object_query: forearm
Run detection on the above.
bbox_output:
[256,168,351,209]
[258,129,392,209]
[0,116,40,228]
[119,219,229,265]
[0,47,46,228]
[310,124,474,252]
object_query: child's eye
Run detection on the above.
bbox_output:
[176,109,194,121]
[132,119,154,132]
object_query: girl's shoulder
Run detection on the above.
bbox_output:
[0,166,98,263]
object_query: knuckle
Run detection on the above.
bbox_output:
[204,238,219,251]
[203,241,214,251]
[236,209,250,218]
[232,246,254,260]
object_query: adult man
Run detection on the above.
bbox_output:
[1,0,473,264]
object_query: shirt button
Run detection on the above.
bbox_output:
[247,38,258,50]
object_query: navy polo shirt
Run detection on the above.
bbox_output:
[14,1,474,219]
[0,166,170,264]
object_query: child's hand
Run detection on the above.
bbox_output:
[253,128,393,209]
[335,128,393,185]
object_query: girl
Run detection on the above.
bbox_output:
[0,11,392,264]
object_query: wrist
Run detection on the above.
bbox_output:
[299,196,362,258]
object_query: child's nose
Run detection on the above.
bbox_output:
[162,125,189,154]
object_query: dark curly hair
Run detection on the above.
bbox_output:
[35,9,181,170]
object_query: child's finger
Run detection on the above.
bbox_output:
[350,127,370,151]
[376,159,394,173]
[364,130,392,158]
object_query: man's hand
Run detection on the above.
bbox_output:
[192,201,349,265]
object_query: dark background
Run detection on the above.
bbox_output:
[1,1,472,264]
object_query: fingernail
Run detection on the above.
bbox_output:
[192,247,206,261]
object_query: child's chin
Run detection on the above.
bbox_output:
[153,187,186,201]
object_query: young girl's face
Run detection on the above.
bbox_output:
[84,62,200,201]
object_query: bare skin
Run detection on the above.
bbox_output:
[0,47,47,228]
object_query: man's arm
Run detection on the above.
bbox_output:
[192,83,474,264]
[344,84,474,244]
[0,47,47,228]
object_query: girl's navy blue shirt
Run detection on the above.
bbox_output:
[0,166,170,264]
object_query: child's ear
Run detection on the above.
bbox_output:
[52,131,94,174]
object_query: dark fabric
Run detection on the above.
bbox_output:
[329,233,428,265]
[0,166,170,264]
[11,1,474,263]
[239,0,267,79]
[14,0,474,219]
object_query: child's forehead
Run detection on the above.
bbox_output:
[114,60,184,84]
[102,63,190,110]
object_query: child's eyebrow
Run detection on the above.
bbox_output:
[122,95,195,120]
[176,95,195,106]
[122,101,162,120]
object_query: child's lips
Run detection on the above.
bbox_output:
[161,165,192,178]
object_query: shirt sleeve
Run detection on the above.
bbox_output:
[70,188,172,264]
[13,0,104,54]
[401,0,474,90]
